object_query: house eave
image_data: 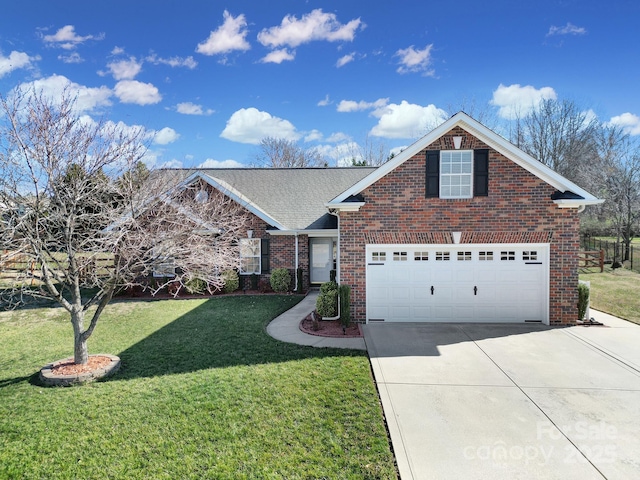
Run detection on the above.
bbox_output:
[267,229,338,237]
[553,199,605,208]
[324,202,365,212]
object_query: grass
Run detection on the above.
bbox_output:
[0,295,397,479]
[580,267,640,324]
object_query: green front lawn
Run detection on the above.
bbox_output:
[580,268,640,324]
[0,295,397,479]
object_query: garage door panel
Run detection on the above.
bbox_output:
[390,287,410,300]
[366,245,548,324]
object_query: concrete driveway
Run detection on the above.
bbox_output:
[363,311,640,479]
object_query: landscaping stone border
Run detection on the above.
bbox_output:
[39,354,121,387]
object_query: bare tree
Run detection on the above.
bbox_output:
[254,137,326,167]
[347,134,390,166]
[514,99,601,185]
[0,89,248,365]
[601,135,640,262]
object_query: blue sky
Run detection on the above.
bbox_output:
[1,0,638,168]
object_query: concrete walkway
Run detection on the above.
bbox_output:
[266,291,366,350]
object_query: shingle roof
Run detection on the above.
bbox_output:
[167,167,376,231]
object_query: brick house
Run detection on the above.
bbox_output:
[177,112,602,325]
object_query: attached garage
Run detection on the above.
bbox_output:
[366,244,549,324]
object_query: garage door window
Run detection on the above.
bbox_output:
[457,251,472,261]
[500,251,516,261]
[523,251,538,261]
[414,251,429,261]
[479,251,494,261]
[435,251,451,261]
[393,252,408,261]
[372,251,386,262]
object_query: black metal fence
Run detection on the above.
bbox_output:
[580,235,638,273]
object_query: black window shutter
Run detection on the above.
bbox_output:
[425,150,440,198]
[474,149,489,197]
[260,238,270,273]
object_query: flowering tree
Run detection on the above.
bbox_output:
[0,89,248,365]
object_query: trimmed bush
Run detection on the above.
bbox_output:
[185,277,207,295]
[339,284,351,327]
[578,282,590,320]
[270,268,291,293]
[222,270,239,293]
[316,281,339,318]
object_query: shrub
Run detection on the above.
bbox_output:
[316,281,339,318]
[222,270,239,293]
[339,284,351,327]
[270,268,291,293]
[578,281,590,320]
[185,277,207,295]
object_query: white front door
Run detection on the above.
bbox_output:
[366,244,549,324]
[310,238,335,284]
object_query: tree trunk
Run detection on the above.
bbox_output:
[71,309,89,365]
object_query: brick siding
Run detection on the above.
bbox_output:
[339,127,580,325]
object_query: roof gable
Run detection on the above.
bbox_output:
[178,167,376,231]
[329,112,602,208]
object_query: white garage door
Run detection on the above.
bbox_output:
[366,244,549,324]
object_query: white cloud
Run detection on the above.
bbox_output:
[326,132,351,143]
[337,98,389,113]
[609,112,640,136]
[336,53,355,68]
[42,25,104,50]
[17,74,112,113]
[395,44,434,75]
[370,101,447,139]
[59,52,83,64]
[146,53,197,69]
[114,80,162,105]
[0,50,39,77]
[317,94,331,107]
[198,158,245,168]
[196,10,250,56]
[220,107,299,144]
[547,22,587,36]
[107,57,142,80]
[316,141,360,166]
[490,83,557,119]
[176,102,214,115]
[257,9,362,48]
[158,159,184,169]
[153,127,180,145]
[260,48,295,64]
[111,46,125,55]
[304,129,323,142]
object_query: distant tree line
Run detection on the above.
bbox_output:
[254,98,640,262]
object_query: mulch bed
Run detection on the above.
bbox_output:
[50,355,114,375]
[299,312,362,338]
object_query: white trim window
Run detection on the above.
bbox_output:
[151,247,176,278]
[440,150,473,199]
[240,238,261,274]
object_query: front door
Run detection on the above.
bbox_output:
[310,238,335,284]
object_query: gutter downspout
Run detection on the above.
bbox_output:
[328,209,340,284]
[294,232,299,291]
